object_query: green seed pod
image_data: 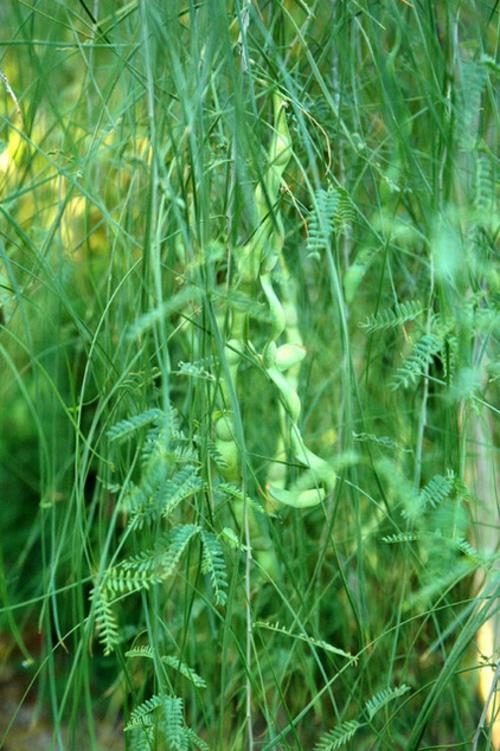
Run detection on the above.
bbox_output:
[261,248,280,275]
[215,439,240,482]
[270,93,292,171]
[275,343,306,371]
[236,242,260,283]
[215,415,234,442]
[260,273,286,339]
[267,484,325,509]
[263,341,277,369]
[225,339,242,366]
[256,549,279,580]
[291,435,336,491]
[254,183,269,225]
[268,366,301,423]
[266,453,287,489]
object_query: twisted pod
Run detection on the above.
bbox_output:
[215,93,335,509]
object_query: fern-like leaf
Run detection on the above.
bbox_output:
[382,532,420,544]
[365,684,411,720]
[159,524,201,578]
[206,439,229,468]
[107,409,163,442]
[475,153,495,215]
[419,471,455,510]
[125,648,206,688]
[125,694,164,731]
[391,333,442,390]
[353,432,410,452]
[458,59,488,149]
[358,301,424,333]
[163,656,207,688]
[103,561,163,596]
[307,188,340,252]
[160,465,203,518]
[200,530,228,606]
[106,525,200,596]
[254,621,355,661]
[92,588,120,655]
[161,696,187,751]
[315,720,362,750]
[126,645,155,660]
[454,538,480,560]
[183,727,210,751]
[175,357,216,381]
[403,470,456,520]
[128,724,154,751]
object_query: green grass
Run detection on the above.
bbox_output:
[0,1,498,749]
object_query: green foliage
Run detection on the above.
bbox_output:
[417,471,456,511]
[125,693,207,751]
[160,524,202,578]
[391,333,443,390]
[457,59,489,150]
[91,408,228,657]
[126,647,207,688]
[92,588,120,656]
[200,529,228,607]
[162,656,207,689]
[358,301,424,333]
[106,409,164,443]
[364,685,411,721]
[161,696,186,751]
[125,694,164,731]
[315,685,411,750]
[314,720,362,751]
[307,189,341,252]
[0,1,497,749]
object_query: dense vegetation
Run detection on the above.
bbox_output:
[0,1,498,749]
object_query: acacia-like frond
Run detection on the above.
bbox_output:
[92,587,120,656]
[200,530,228,607]
[358,300,424,333]
[364,685,411,720]
[391,333,442,390]
[125,694,163,731]
[307,188,340,252]
[159,524,201,577]
[315,720,362,750]
[107,409,164,442]
[160,465,203,518]
[163,656,207,689]
[161,696,187,751]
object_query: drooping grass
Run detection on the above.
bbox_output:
[0,1,498,750]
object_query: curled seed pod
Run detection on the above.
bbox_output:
[291,435,336,490]
[260,273,286,338]
[267,484,325,509]
[263,341,278,369]
[236,242,260,283]
[261,249,280,275]
[275,343,306,371]
[266,454,287,489]
[269,93,292,171]
[267,367,302,423]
